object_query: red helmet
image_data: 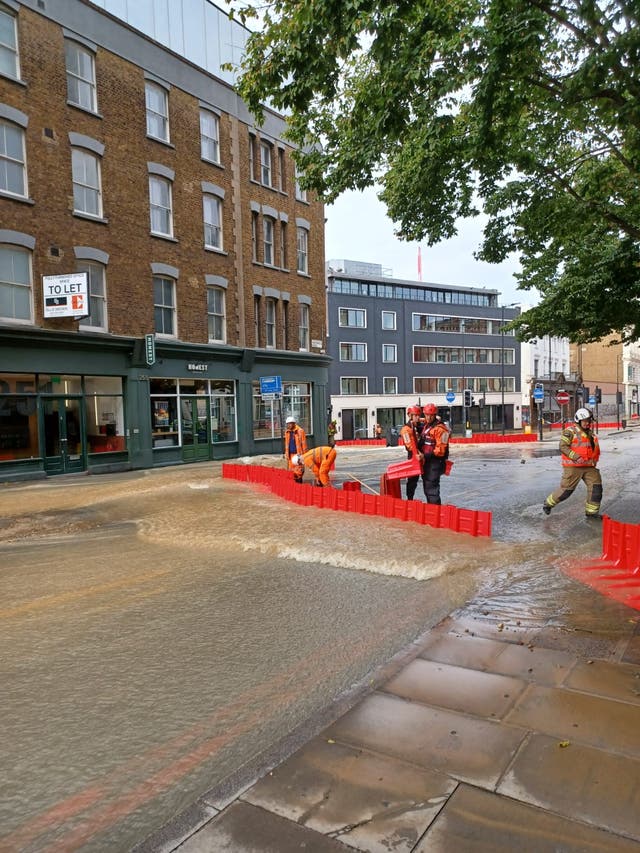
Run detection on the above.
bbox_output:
[407,405,422,416]
[423,403,438,415]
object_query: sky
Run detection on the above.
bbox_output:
[324,186,526,306]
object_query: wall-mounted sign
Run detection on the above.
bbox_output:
[187,362,209,372]
[145,334,155,366]
[43,273,88,318]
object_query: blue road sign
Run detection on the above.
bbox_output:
[589,396,596,406]
[446,391,455,403]
[533,388,544,402]
[259,375,282,395]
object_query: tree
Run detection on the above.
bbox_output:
[234,0,640,342]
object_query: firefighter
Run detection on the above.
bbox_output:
[284,415,307,483]
[543,407,603,518]
[400,405,424,500]
[294,445,337,487]
[419,403,451,504]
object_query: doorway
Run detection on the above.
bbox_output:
[42,397,86,475]
[180,396,210,462]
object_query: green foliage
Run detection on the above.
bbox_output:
[233,0,640,342]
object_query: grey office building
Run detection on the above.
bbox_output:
[326,262,521,440]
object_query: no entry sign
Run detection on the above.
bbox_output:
[556,390,570,405]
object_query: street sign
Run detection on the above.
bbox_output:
[589,396,596,406]
[446,391,455,403]
[533,387,544,402]
[259,375,282,396]
[144,333,155,366]
[556,390,570,405]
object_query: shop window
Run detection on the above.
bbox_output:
[0,394,38,461]
[84,376,125,453]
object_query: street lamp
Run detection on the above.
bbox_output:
[500,303,520,435]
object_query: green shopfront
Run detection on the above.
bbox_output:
[0,329,330,481]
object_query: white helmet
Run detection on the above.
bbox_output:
[286,416,296,424]
[574,407,593,423]
[292,454,302,465]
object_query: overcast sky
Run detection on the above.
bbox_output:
[325,186,527,306]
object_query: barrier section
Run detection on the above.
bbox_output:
[221,464,491,538]
[386,456,422,480]
[342,480,362,492]
[380,475,402,498]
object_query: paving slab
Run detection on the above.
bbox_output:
[415,783,640,852]
[243,737,457,853]
[505,684,640,756]
[436,615,539,645]
[325,692,525,789]
[175,800,351,852]
[565,658,640,703]
[498,732,640,842]
[381,658,527,719]
[419,633,509,671]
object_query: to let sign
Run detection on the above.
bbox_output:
[556,390,570,405]
[43,273,88,319]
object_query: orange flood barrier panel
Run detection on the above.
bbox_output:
[222,463,491,538]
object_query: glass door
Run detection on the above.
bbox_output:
[180,396,210,462]
[42,397,86,474]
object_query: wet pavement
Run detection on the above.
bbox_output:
[1,428,640,851]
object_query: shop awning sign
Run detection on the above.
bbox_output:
[43,273,88,318]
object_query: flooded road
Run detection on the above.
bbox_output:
[1,430,638,851]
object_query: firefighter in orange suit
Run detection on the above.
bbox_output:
[294,445,337,487]
[543,408,602,518]
[284,416,307,483]
[419,403,450,504]
[400,405,423,500]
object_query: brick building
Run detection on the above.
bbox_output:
[0,0,329,479]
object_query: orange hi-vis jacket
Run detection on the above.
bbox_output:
[560,425,600,467]
[399,423,420,457]
[301,445,337,486]
[285,424,307,460]
[420,421,450,458]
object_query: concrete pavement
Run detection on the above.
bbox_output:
[141,575,640,851]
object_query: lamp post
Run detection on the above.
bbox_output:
[500,303,519,435]
[461,318,466,432]
[616,353,621,428]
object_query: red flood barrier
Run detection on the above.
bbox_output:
[221,463,491,538]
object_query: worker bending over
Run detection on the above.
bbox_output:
[293,445,337,487]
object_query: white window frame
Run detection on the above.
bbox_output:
[383,377,398,394]
[298,303,310,351]
[265,296,277,348]
[0,243,32,323]
[294,165,307,202]
[339,307,366,328]
[296,226,308,274]
[260,140,272,186]
[149,175,173,237]
[200,109,220,163]
[207,285,226,343]
[72,148,102,217]
[0,6,20,79]
[77,261,107,331]
[145,81,169,142]
[203,194,223,250]
[251,211,258,261]
[153,275,176,337]
[263,217,274,266]
[279,221,287,268]
[382,343,397,363]
[381,310,396,330]
[340,342,367,362]
[65,41,97,112]
[340,377,368,395]
[0,118,27,198]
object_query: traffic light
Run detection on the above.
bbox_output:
[463,389,472,408]
[595,387,602,403]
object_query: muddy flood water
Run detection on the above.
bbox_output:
[1,436,638,851]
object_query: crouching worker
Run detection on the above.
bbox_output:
[294,445,337,487]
